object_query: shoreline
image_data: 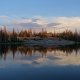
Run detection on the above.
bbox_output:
[0,38,79,46]
[23,38,76,47]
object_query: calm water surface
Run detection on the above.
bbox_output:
[0,45,80,80]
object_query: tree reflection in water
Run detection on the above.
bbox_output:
[0,44,80,60]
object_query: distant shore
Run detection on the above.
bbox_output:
[0,27,80,46]
[23,38,76,47]
[0,38,79,47]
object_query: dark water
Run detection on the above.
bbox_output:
[0,45,80,80]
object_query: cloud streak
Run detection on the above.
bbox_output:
[0,16,8,19]
[0,16,80,32]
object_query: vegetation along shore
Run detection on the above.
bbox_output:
[0,27,80,46]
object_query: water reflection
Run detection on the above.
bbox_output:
[0,44,79,66]
[0,45,80,59]
[0,45,80,64]
[1,45,80,80]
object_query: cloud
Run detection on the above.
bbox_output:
[0,16,80,32]
[0,16,8,19]
[54,17,80,31]
[11,17,60,32]
[56,17,80,26]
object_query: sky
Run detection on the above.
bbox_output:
[0,0,80,32]
[0,0,80,17]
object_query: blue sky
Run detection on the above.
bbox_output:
[0,0,80,18]
[0,0,80,32]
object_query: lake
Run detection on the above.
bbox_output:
[0,45,80,80]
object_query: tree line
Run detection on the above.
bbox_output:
[0,27,80,43]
